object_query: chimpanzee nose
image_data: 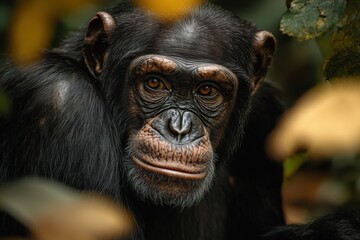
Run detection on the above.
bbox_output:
[168,110,192,137]
[151,109,204,144]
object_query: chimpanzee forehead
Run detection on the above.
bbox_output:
[155,20,229,62]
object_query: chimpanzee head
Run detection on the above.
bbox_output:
[82,3,275,207]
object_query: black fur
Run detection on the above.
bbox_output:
[263,209,360,240]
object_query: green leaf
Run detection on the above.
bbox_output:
[280,0,346,41]
[283,153,308,180]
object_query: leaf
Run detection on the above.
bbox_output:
[134,0,204,22]
[283,153,308,180]
[267,78,360,160]
[280,0,346,41]
[0,178,133,240]
[10,0,99,65]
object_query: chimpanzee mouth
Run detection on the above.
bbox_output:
[131,155,207,180]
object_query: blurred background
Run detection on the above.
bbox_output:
[0,0,359,229]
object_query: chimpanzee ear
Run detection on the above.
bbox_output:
[251,31,276,92]
[83,12,115,78]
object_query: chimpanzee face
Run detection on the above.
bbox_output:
[82,7,275,207]
[124,54,238,206]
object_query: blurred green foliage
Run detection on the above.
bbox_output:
[280,0,346,41]
[284,154,308,181]
[279,0,360,80]
[276,0,360,214]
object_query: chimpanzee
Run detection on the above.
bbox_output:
[0,2,359,240]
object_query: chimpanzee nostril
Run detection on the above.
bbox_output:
[151,109,203,144]
[168,110,192,136]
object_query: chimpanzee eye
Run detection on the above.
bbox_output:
[197,85,218,97]
[144,77,167,91]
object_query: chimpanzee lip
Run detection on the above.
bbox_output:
[131,156,207,180]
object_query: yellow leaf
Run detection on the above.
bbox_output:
[268,78,360,160]
[134,0,204,22]
[9,0,99,65]
[0,178,133,240]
